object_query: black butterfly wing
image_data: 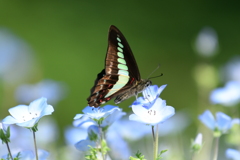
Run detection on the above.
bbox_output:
[106,25,141,80]
[87,25,141,107]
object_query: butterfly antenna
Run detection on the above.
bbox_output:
[147,64,163,79]
[149,73,163,79]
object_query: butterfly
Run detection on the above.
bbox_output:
[87,25,152,108]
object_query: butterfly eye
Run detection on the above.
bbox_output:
[145,81,151,87]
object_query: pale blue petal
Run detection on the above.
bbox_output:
[101,110,126,127]
[39,105,54,117]
[231,118,240,126]
[102,105,119,112]
[16,117,40,127]
[88,125,100,135]
[143,85,158,101]
[198,110,215,130]
[73,114,84,119]
[226,148,240,160]
[82,105,120,119]
[210,81,240,106]
[157,84,167,97]
[132,97,154,109]
[82,106,94,114]
[5,149,49,160]
[2,150,34,160]
[75,139,96,151]
[106,131,131,160]
[131,104,148,117]
[15,150,35,159]
[158,111,190,136]
[108,120,151,140]
[151,98,165,112]
[64,126,88,145]
[8,105,29,119]
[73,115,96,127]
[2,115,18,124]
[38,149,49,160]
[129,114,143,123]
[161,99,167,106]
[158,105,175,123]
[29,97,47,113]
[132,97,146,105]
[216,112,231,132]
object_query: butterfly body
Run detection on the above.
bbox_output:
[87,25,151,108]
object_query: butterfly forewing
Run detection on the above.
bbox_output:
[106,25,141,80]
[87,25,142,107]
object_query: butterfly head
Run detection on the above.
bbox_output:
[136,79,152,93]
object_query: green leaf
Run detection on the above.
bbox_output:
[129,156,141,160]
[156,149,167,160]
[100,139,110,155]
[31,123,39,132]
[129,151,146,160]
[85,146,98,160]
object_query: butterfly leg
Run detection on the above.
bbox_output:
[135,93,138,100]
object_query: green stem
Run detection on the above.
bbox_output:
[212,137,219,160]
[155,125,159,160]
[152,126,155,142]
[33,131,39,160]
[152,125,159,160]
[5,141,13,160]
[99,127,105,160]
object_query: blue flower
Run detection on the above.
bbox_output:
[0,28,34,85]
[132,85,167,109]
[129,97,175,125]
[74,125,100,151]
[198,110,240,136]
[73,105,126,128]
[36,117,59,145]
[222,56,240,82]
[64,126,88,146]
[108,119,151,141]
[2,97,54,128]
[106,129,131,160]
[194,27,218,57]
[226,148,240,160]
[210,81,240,106]
[1,149,49,160]
[191,133,203,152]
[15,79,67,105]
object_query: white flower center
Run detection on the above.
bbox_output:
[146,109,159,122]
[22,111,39,122]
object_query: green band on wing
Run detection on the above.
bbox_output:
[117,37,121,42]
[118,58,126,64]
[118,64,128,70]
[118,69,129,76]
[117,47,123,53]
[117,52,124,58]
[118,42,124,48]
[104,75,129,98]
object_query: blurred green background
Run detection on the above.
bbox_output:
[0,1,240,158]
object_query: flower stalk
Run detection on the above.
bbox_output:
[212,137,219,160]
[5,141,13,160]
[153,124,159,160]
[33,131,39,160]
[99,127,105,160]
